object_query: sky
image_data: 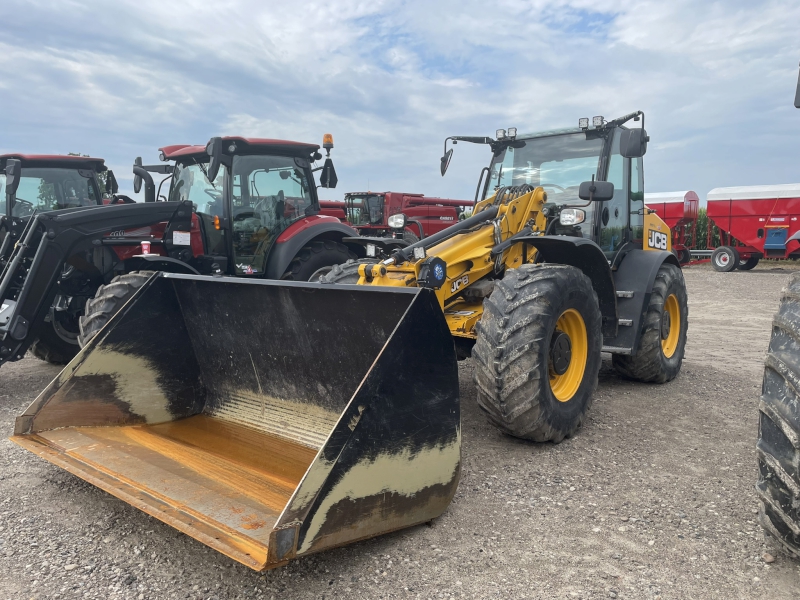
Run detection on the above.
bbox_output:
[1,0,798,203]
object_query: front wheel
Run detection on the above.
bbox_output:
[711,246,739,272]
[78,271,155,347]
[283,240,356,281]
[29,311,81,365]
[612,262,688,383]
[472,264,603,443]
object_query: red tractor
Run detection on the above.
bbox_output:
[320,192,473,245]
[0,134,361,368]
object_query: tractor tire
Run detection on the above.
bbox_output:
[756,273,800,558]
[738,255,761,271]
[320,259,377,285]
[282,240,356,282]
[29,316,80,365]
[78,271,155,347]
[612,262,688,383]
[472,264,603,443]
[711,246,740,272]
[403,230,420,245]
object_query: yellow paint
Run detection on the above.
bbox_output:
[549,309,588,402]
[661,294,680,358]
[644,210,672,252]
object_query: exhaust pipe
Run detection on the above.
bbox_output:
[12,273,460,570]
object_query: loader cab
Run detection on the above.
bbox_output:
[162,137,335,276]
[482,121,647,260]
[0,155,106,218]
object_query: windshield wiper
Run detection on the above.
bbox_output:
[194,159,216,189]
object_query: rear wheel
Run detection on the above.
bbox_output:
[78,271,155,347]
[472,264,603,442]
[403,230,420,245]
[738,255,761,270]
[283,240,356,282]
[711,246,739,272]
[757,272,800,558]
[612,262,688,383]
[320,259,377,285]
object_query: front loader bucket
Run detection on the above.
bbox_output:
[11,273,460,571]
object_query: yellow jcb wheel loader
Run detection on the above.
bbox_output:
[8,111,687,572]
[324,111,689,442]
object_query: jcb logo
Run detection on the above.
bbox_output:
[647,229,668,250]
[450,274,469,293]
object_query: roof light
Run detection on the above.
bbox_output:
[507,127,517,139]
[227,142,237,153]
[579,118,589,129]
[592,116,604,127]
[158,151,167,162]
[323,133,334,150]
[496,129,506,140]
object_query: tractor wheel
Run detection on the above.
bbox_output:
[711,246,740,272]
[283,240,356,282]
[320,259,377,285]
[756,272,800,558]
[738,255,761,271]
[403,230,420,245]
[472,264,602,443]
[612,262,688,383]
[29,311,81,365]
[78,271,155,347]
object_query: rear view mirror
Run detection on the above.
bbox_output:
[4,159,21,197]
[206,137,223,183]
[579,179,614,202]
[106,170,119,195]
[133,157,143,194]
[620,128,648,158]
[319,158,338,189]
[440,148,453,176]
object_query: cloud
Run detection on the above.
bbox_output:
[0,0,798,202]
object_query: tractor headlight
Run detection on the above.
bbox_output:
[387,213,407,229]
[559,208,586,226]
[366,243,377,257]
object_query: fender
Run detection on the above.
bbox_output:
[264,221,361,279]
[517,235,618,338]
[604,248,680,354]
[124,255,200,275]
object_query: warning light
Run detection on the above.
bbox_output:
[213,215,221,230]
[323,133,334,150]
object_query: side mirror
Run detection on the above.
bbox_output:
[440,148,453,176]
[4,159,21,197]
[578,179,614,202]
[133,157,143,194]
[106,170,119,195]
[795,62,800,109]
[319,158,338,189]
[620,128,648,158]
[206,137,223,183]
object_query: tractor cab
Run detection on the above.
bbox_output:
[344,192,384,226]
[136,135,344,277]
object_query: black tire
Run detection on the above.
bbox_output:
[403,230,420,245]
[29,316,80,365]
[711,246,740,272]
[320,259,377,285]
[472,264,603,443]
[738,255,761,271]
[756,273,800,558]
[612,262,688,383]
[282,240,356,281]
[78,271,155,347]
[679,248,692,265]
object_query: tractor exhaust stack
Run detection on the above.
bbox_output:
[11,273,460,571]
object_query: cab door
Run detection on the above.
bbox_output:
[597,128,631,259]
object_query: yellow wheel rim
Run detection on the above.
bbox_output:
[661,294,680,358]
[549,308,588,403]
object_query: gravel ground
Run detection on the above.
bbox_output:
[1,264,800,599]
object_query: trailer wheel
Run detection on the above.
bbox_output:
[472,264,602,443]
[679,248,692,264]
[711,246,740,272]
[78,271,155,347]
[757,272,800,558]
[738,255,761,271]
[282,240,356,282]
[612,262,688,383]
[320,259,377,284]
[29,312,80,365]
